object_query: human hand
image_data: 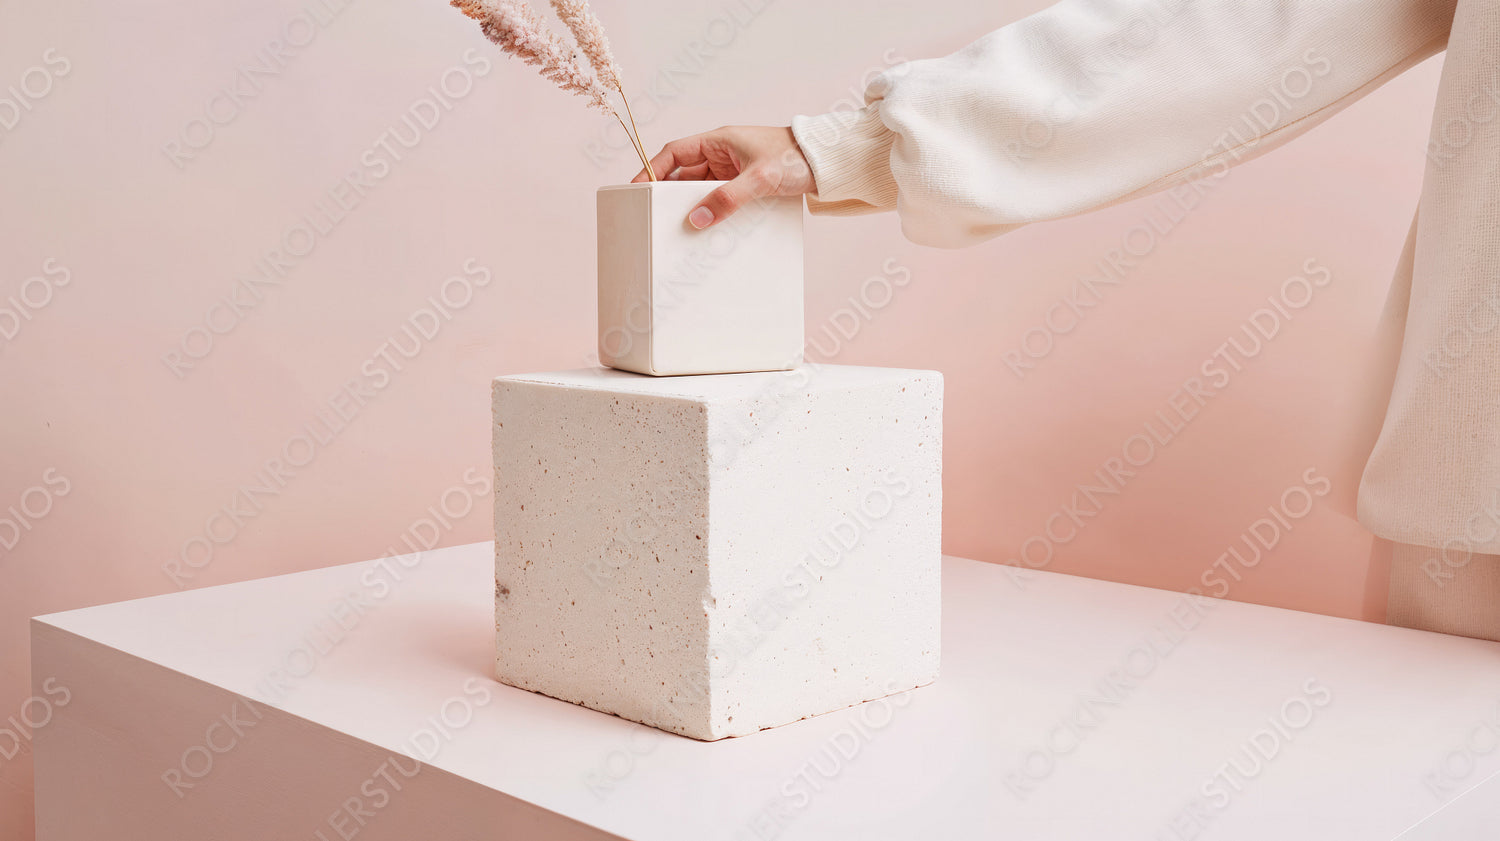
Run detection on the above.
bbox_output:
[631,125,815,229]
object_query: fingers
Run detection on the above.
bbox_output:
[632,136,708,183]
[688,166,776,230]
[625,127,784,228]
[666,163,711,181]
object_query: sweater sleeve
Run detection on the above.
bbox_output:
[790,0,1456,248]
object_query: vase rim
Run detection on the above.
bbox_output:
[598,180,730,191]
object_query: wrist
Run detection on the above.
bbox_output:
[790,103,898,212]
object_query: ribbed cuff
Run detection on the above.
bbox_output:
[790,103,899,216]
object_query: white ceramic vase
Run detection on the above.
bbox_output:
[596,181,804,376]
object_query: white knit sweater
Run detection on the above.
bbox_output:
[790,0,1500,633]
[791,0,1454,248]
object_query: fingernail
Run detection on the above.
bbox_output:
[688,206,714,229]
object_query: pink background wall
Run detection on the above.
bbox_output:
[0,0,1444,834]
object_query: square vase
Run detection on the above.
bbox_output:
[597,181,804,376]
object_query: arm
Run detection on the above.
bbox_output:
[791,0,1455,247]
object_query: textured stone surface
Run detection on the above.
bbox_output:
[491,364,942,740]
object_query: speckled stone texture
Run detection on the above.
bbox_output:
[492,364,942,740]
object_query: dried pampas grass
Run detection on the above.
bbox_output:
[451,0,656,180]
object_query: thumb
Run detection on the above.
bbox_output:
[688,167,774,230]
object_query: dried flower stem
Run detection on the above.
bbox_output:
[610,111,646,172]
[454,0,656,180]
[620,95,656,181]
[548,0,654,180]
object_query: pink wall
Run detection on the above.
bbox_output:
[0,0,1443,834]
